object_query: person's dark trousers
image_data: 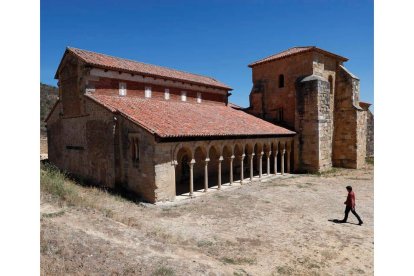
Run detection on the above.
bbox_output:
[343,206,363,224]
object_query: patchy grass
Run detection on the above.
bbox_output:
[221,257,256,265]
[366,157,374,165]
[270,182,289,187]
[311,167,341,177]
[41,210,66,218]
[41,162,373,275]
[213,193,229,200]
[274,265,294,275]
[41,163,81,206]
[151,266,175,276]
[296,182,314,189]
[346,177,371,180]
[197,240,214,247]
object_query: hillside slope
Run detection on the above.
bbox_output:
[40,83,58,135]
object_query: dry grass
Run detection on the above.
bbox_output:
[41,163,374,275]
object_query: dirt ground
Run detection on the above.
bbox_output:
[41,165,373,276]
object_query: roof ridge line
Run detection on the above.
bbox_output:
[247,46,314,66]
[67,46,220,82]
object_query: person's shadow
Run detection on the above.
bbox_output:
[328,219,359,225]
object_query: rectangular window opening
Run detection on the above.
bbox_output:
[197,92,202,103]
[119,82,127,96]
[181,91,187,102]
[165,88,170,100]
[145,86,152,98]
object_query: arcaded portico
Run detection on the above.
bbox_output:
[171,138,294,197]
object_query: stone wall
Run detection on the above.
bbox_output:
[47,94,159,203]
[332,66,366,168]
[152,142,176,202]
[249,52,314,128]
[356,110,367,168]
[47,98,117,188]
[295,75,332,172]
[116,116,157,202]
[366,110,374,157]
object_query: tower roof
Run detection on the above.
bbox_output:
[248,46,348,67]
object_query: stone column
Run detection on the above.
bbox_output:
[259,152,263,179]
[204,158,210,192]
[239,154,245,184]
[287,150,291,173]
[249,153,255,181]
[229,155,235,185]
[189,159,195,196]
[281,149,285,175]
[218,156,223,190]
[274,150,278,175]
[266,151,271,176]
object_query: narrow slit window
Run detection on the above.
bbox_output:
[119,82,127,96]
[328,76,334,95]
[131,138,139,163]
[275,108,283,122]
[145,86,152,98]
[197,92,202,103]
[278,74,285,88]
[165,88,170,100]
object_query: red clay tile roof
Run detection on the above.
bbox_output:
[58,47,232,90]
[86,94,295,138]
[248,46,348,67]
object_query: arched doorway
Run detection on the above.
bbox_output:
[175,147,192,195]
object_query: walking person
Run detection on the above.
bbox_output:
[340,186,363,225]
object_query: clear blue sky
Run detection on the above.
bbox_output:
[41,0,373,109]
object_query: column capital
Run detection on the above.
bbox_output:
[248,153,255,158]
[238,154,245,160]
[188,159,196,165]
[205,157,210,162]
[218,156,224,162]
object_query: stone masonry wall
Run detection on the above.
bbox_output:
[366,110,374,157]
[152,142,177,202]
[296,76,325,172]
[332,66,364,168]
[249,52,314,128]
[317,79,333,170]
[356,110,367,168]
[117,116,157,202]
[47,98,117,187]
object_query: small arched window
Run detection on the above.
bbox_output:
[278,74,285,88]
[328,75,333,95]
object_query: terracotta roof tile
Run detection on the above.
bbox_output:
[248,46,348,67]
[63,47,232,90]
[86,94,295,138]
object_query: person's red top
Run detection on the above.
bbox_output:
[345,191,356,208]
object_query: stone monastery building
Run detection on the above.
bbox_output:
[46,46,373,203]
